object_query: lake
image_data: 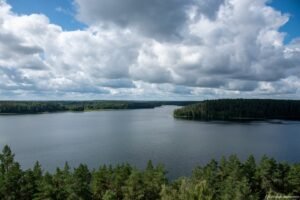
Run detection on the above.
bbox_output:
[0,106,300,178]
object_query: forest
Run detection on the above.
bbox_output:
[174,99,300,121]
[0,145,299,200]
[0,101,195,114]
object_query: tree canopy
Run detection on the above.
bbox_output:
[0,145,299,199]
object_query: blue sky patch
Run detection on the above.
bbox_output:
[269,0,300,43]
[7,0,86,30]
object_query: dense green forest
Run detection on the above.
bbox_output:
[0,101,195,114]
[174,99,300,121]
[0,145,299,200]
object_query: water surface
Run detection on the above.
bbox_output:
[0,106,299,178]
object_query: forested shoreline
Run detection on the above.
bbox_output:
[0,145,299,200]
[0,101,195,114]
[174,99,300,121]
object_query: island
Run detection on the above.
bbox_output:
[174,99,300,121]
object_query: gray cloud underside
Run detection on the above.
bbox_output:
[0,0,300,99]
[75,0,225,41]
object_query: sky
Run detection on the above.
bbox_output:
[0,0,300,100]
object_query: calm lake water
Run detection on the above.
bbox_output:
[0,106,300,178]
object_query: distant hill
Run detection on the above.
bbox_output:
[0,100,196,114]
[174,99,300,121]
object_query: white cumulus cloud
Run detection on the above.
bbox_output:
[0,0,300,100]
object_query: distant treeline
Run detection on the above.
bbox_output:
[0,145,299,199]
[0,101,196,114]
[174,99,300,121]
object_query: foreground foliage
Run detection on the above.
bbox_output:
[174,99,300,121]
[0,145,299,199]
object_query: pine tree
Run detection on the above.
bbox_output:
[92,165,110,199]
[288,164,300,195]
[71,164,92,199]
[123,170,145,200]
[0,145,23,199]
[34,172,55,200]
